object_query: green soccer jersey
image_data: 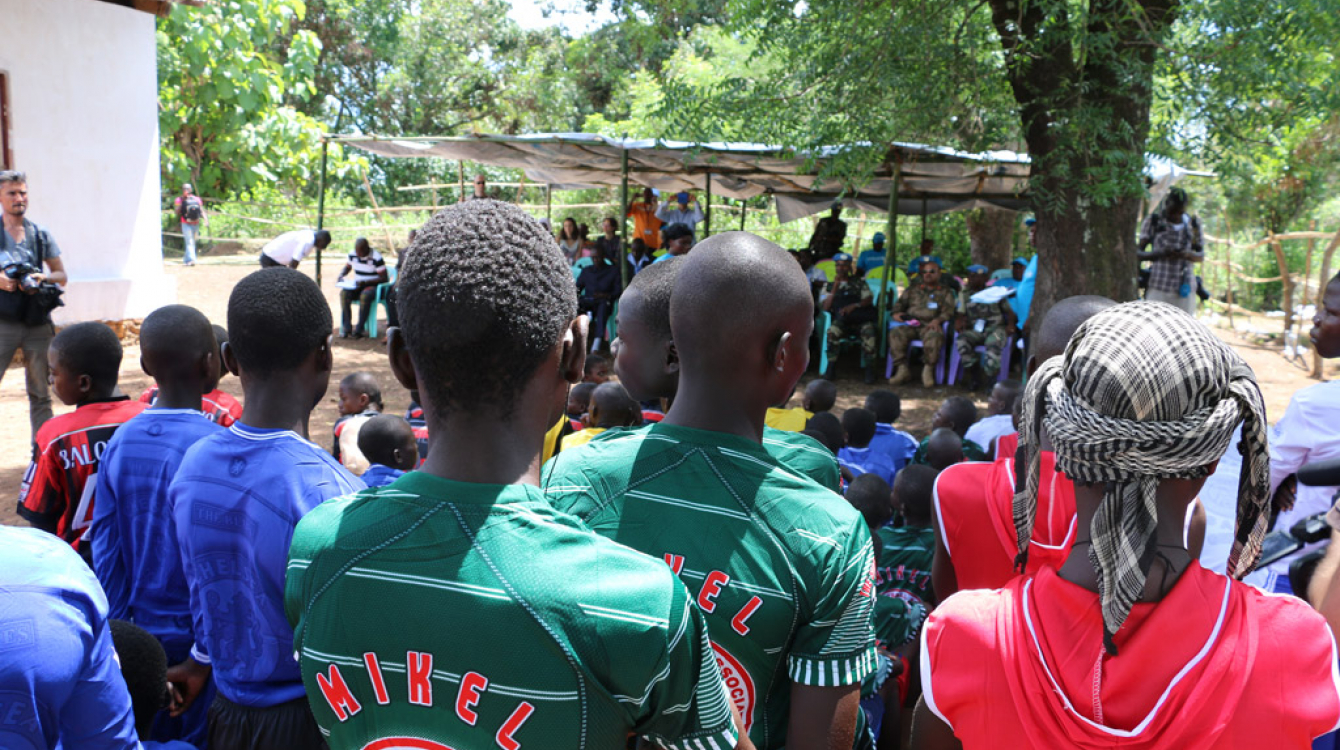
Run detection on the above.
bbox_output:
[592,425,841,492]
[285,473,738,750]
[543,422,879,750]
[873,525,935,648]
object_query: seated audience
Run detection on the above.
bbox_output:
[17,322,146,563]
[566,381,597,429]
[332,371,383,475]
[656,222,695,260]
[803,377,838,414]
[356,414,419,488]
[576,245,622,350]
[839,407,897,484]
[844,473,904,746]
[888,256,956,388]
[561,381,641,451]
[913,396,987,465]
[924,428,965,472]
[583,352,612,384]
[913,301,1340,748]
[964,380,1021,452]
[866,389,918,476]
[822,252,879,383]
[336,237,388,338]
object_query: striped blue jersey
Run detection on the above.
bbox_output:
[171,423,365,707]
[91,409,224,652]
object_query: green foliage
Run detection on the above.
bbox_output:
[158,0,362,201]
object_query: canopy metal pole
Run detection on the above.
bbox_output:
[620,149,631,287]
[315,136,329,286]
[740,197,747,232]
[546,184,552,224]
[921,196,928,241]
[704,174,712,238]
[877,156,902,358]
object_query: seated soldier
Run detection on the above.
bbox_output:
[913,301,1340,748]
[888,256,956,387]
[822,252,879,383]
[953,265,1017,390]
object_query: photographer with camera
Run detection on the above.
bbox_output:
[0,171,68,439]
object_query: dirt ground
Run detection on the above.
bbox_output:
[2,251,1335,527]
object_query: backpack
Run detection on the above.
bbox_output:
[181,196,204,222]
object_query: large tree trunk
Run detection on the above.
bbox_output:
[965,207,1017,270]
[1269,239,1296,335]
[987,0,1176,326]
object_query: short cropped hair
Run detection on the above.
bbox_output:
[109,619,168,736]
[341,372,383,410]
[941,396,978,437]
[226,269,331,375]
[806,379,837,412]
[662,223,695,243]
[0,170,26,186]
[314,229,333,246]
[894,464,937,522]
[842,407,877,446]
[398,200,577,415]
[806,411,844,453]
[358,414,416,468]
[846,473,893,529]
[865,390,901,424]
[624,256,684,340]
[51,322,122,389]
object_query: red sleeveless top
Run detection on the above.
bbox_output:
[922,563,1340,748]
[935,453,1076,591]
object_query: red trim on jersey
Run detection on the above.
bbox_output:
[19,400,147,551]
[138,386,242,427]
[924,564,1340,747]
[935,453,1075,591]
[995,431,1018,460]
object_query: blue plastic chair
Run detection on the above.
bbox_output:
[884,320,952,384]
[364,266,398,338]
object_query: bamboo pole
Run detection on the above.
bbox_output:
[1224,217,1235,328]
[360,167,397,252]
[1305,220,1316,304]
[877,157,902,358]
[458,161,465,203]
[704,175,713,238]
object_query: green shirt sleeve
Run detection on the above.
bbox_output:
[786,516,879,687]
[625,576,740,750]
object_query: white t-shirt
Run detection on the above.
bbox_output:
[262,229,318,265]
[965,414,1016,455]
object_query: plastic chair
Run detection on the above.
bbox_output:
[818,309,875,375]
[884,321,951,384]
[814,260,836,282]
[864,266,909,290]
[990,268,1013,281]
[362,266,398,338]
[572,257,594,280]
[947,333,1014,385]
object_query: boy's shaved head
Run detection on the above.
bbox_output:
[625,257,684,341]
[341,372,383,408]
[358,414,418,471]
[804,379,837,413]
[926,428,965,471]
[51,322,122,390]
[109,619,169,736]
[398,200,577,415]
[590,382,640,427]
[141,305,216,386]
[670,232,813,395]
[806,411,844,454]
[846,473,893,529]
[842,407,877,447]
[613,257,685,401]
[1032,295,1117,365]
[893,464,937,523]
[227,268,331,375]
[864,389,901,424]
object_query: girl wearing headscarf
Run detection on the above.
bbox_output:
[912,301,1340,749]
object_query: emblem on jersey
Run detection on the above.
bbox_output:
[228,456,247,477]
[362,740,456,750]
[712,643,755,734]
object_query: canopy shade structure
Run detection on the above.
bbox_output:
[331,133,1035,223]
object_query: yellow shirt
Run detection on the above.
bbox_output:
[543,417,572,464]
[764,407,812,433]
[561,427,607,452]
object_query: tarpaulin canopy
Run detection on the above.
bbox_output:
[331,132,1035,223]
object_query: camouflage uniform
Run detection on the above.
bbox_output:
[954,289,1014,377]
[826,278,877,365]
[888,283,956,366]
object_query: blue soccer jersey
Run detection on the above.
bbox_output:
[870,423,918,477]
[0,526,142,749]
[92,409,224,653]
[171,423,365,707]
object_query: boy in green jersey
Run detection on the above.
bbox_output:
[286,200,749,750]
[545,232,878,750]
[597,255,842,491]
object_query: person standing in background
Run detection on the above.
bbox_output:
[174,183,207,267]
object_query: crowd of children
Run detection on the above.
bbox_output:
[3,198,1340,750]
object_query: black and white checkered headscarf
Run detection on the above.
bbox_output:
[1013,301,1270,654]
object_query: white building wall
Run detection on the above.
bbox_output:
[0,0,176,323]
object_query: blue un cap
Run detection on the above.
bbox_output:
[1011,257,1029,266]
[872,232,886,244]
[966,264,988,274]
[833,252,853,262]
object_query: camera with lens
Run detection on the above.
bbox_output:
[4,261,44,291]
